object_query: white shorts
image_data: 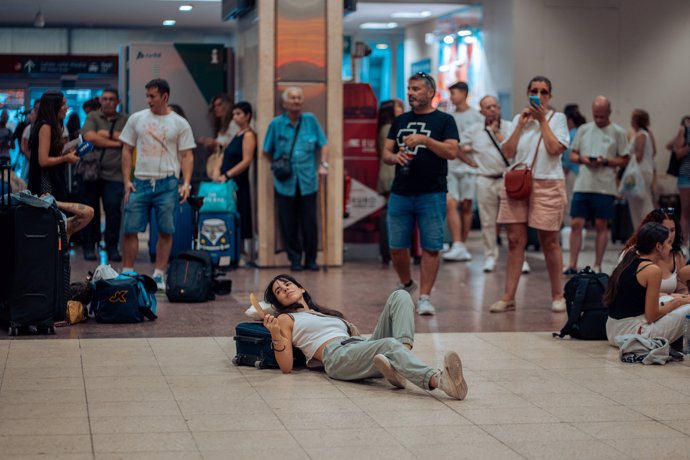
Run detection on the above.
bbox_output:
[447,171,476,202]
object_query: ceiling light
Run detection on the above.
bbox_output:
[360,22,398,30]
[179,5,193,11]
[443,34,455,45]
[457,29,472,37]
[162,19,176,26]
[391,11,432,19]
[34,10,45,28]
[375,43,389,50]
[463,36,477,44]
[425,33,435,45]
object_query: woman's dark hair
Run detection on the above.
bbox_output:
[378,100,399,127]
[66,113,81,141]
[264,274,345,319]
[527,75,552,93]
[604,222,669,306]
[209,94,233,137]
[623,208,683,255]
[631,109,650,131]
[564,104,586,128]
[30,91,64,157]
[82,97,101,113]
[232,101,253,122]
[169,103,187,120]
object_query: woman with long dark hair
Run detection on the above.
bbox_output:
[626,109,657,228]
[28,92,79,202]
[604,222,690,345]
[262,274,468,400]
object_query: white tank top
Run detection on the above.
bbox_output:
[290,312,348,364]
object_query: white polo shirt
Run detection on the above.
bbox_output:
[464,119,512,177]
[504,111,569,180]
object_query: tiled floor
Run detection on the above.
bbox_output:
[0,333,687,459]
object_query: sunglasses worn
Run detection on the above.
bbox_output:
[529,89,550,96]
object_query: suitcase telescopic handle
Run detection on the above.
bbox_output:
[233,336,264,345]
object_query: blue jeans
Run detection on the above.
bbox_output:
[387,192,446,251]
[123,176,178,234]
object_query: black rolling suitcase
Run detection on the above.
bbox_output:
[0,169,69,335]
[233,322,306,369]
[611,199,633,244]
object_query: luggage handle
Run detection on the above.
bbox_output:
[233,336,265,345]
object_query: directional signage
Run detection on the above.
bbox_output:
[343,178,386,229]
[0,55,118,75]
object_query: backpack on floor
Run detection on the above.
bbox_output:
[166,250,215,303]
[554,266,609,340]
[91,273,158,323]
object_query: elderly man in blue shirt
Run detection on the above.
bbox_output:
[264,87,329,271]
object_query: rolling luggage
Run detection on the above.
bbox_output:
[198,211,241,269]
[148,201,194,262]
[0,171,68,335]
[232,322,306,369]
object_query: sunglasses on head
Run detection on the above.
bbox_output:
[529,89,550,96]
[656,207,675,215]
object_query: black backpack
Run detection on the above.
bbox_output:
[166,250,215,303]
[554,267,609,340]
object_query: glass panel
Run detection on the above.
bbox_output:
[275,0,327,82]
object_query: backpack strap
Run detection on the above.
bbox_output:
[138,306,158,321]
[553,276,590,338]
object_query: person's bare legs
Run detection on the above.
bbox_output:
[539,229,564,300]
[155,233,173,272]
[419,249,440,297]
[594,218,609,268]
[122,233,139,269]
[446,196,461,242]
[460,199,473,242]
[567,217,585,270]
[502,223,527,301]
[55,201,94,241]
[391,248,412,285]
[679,188,690,252]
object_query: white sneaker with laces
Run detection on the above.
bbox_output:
[483,256,497,272]
[395,280,417,295]
[551,298,566,312]
[521,261,531,274]
[435,351,468,400]
[373,354,406,389]
[417,296,436,316]
[442,243,472,261]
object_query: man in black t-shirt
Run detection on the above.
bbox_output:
[382,72,459,316]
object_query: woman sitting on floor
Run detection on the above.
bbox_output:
[262,274,468,400]
[604,222,690,346]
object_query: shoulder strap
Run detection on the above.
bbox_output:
[98,117,119,163]
[554,275,589,338]
[138,306,157,321]
[530,111,556,170]
[485,128,510,167]
[278,115,302,163]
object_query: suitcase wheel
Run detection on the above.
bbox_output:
[232,356,240,366]
[48,326,56,335]
[8,326,18,336]
[254,360,264,369]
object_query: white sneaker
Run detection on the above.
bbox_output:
[483,256,497,272]
[442,243,450,253]
[435,351,468,400]
[373,354,406,389]
[521,261,530,274]
[551,298,566,312]
[153,275,166,291]
[443,243,472,262]
[396,280,418,295]
[417,296,436,316]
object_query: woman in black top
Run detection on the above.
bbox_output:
[212,101,255,250]
[28,92,79,202]
[603,222,690,346]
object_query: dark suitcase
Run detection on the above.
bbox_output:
[148,201,194,262]
[233,322,306,369]
[0,174,68,335]
[198,211,241,269]
[611,199,634,244]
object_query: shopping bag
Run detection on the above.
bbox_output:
[618,155,645,199]
[198,180,238,213]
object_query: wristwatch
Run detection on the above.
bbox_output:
[320,160,329,169]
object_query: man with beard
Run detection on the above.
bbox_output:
[382,72,459,315]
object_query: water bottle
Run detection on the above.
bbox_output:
[682,314,690,354]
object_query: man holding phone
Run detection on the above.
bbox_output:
[564,96,628,274]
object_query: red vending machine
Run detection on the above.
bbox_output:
[342,83,385,243]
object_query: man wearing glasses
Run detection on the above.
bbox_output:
[564,96,629,274]
[382,72,459,315]
[81,88,129,262]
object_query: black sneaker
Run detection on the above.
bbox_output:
[563,267,578,275]
[290,262,303,272]
[304,261,319,271]
[83,245,97,261]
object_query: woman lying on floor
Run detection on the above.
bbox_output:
[262,274,468,400]
[604,222,690,346]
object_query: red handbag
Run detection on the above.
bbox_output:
[504,112,554,201]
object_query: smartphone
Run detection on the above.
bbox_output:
[529,95,541,108]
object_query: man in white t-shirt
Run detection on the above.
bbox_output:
[119,79,196,289]
[459,96,512,272]
[444,81,482,262]
[564,96,629,274]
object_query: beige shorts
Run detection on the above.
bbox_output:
[497,179,567,232]
[447,171,476,202]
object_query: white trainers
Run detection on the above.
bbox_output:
[435,351,468,400]
[489,299,515,313]
[483,256,497,272]
[442,243,472,262]
[551,298,566,312]
[153,275,166,291]
[417,296,436,316]
[521,261,531,274]
[373,354,406,389]
[396,279,418,295]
